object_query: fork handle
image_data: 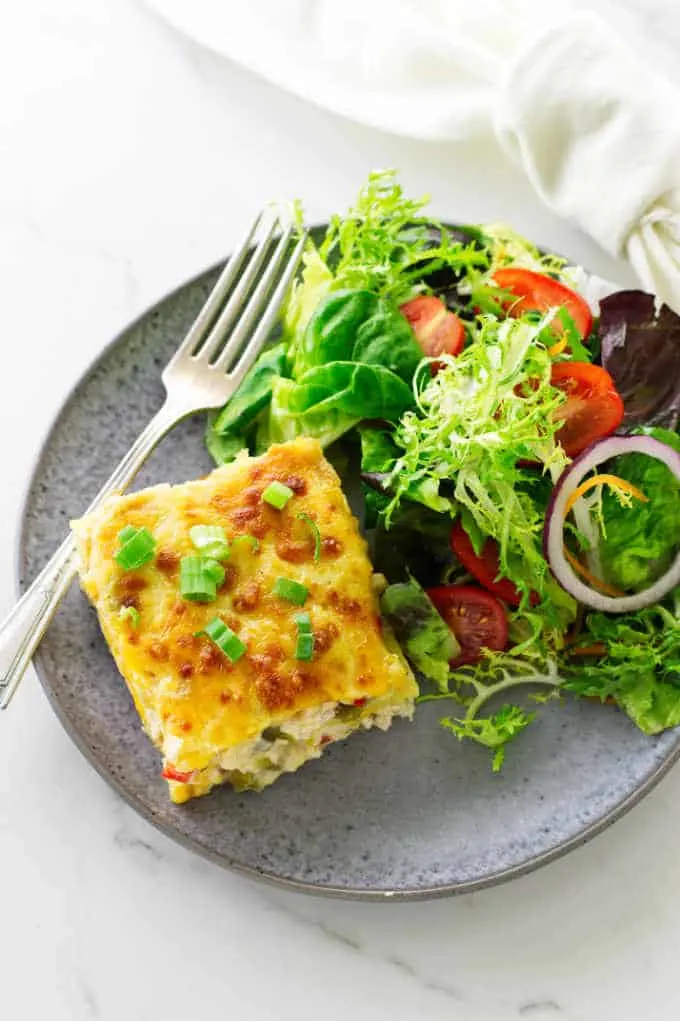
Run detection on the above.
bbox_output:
[0,402,180,709]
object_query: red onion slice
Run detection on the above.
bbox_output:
[543,435,680,612]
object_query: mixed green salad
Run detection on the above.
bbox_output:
[206,170,680,770]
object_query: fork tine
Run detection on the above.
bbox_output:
[210,224,297,373]
[219,231,307,384]
[195,215,281,363]
[163,212,263,371]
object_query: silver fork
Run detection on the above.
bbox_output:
[0,213,306,709]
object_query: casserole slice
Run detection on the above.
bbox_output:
[72,438,417,803]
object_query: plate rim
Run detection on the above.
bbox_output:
[16,247,680,901]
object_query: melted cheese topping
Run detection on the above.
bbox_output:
[72,438,417,801]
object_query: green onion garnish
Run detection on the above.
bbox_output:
[294,612,314,661]
[262,481,294,510]
[231,534,260,553]
[297,512,321,561]
[273,577,309,606]
[115,526,156,571]
[295,633,314,662]
[202,558,226,585]
[118,605,140,629]
[180,556,224,602]
[189,524,230,560]
[294,612,312,633]
[200,617,246,663]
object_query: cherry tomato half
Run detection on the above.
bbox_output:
[493,268,594,339]
[550,361,624,458]
[450,521,538,607]
[427,584,508,666]
[400,295,465,359]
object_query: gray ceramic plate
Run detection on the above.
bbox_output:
[18,250,680,900]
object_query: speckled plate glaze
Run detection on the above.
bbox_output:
[18,249,680,900]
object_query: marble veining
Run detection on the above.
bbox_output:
[261,892,467,1005]
[112,827,165,863]
[518,1002,563,1016]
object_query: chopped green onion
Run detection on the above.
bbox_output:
[262,481,294,510]
[201,617,246,663]
[297,512,321,561]
[115,526,156,571]
[180,556,224,602]
[202,559,226,585]
[189,525,230,560]
[295,632,315,661]
[231,534,260,553]
[118,605,140,629]
[273,577,309,606]
[294,612,312,634]
[294,612,314,661]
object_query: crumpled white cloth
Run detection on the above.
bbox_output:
[145,0,680,311]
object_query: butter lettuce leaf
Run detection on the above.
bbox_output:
[288,362,415,421]
[599,427,680,592]
[293,289,423,382]
[254,359,414,452]
[255,378,358,451]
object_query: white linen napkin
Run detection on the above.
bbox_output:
[145,0,680,311]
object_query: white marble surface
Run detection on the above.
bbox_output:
[2,2,680,1018]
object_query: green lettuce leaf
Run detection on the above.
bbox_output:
[441,705,536,773]
[419,650,562,771]
[255,377,358,451]
[599,427,680,591]
[205,170,492,468]
[294,288,422,382]
[288,362,415,420]
[205,421,246,466]
[359,426,398,527]
[360,426,399,473]
[282,246,334,349]
[380,579,458,690]
[204,343,289,466]
[372,508,453,586]
[256,360,412,454]
[563,600,680,734]
[212,343,288,436]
